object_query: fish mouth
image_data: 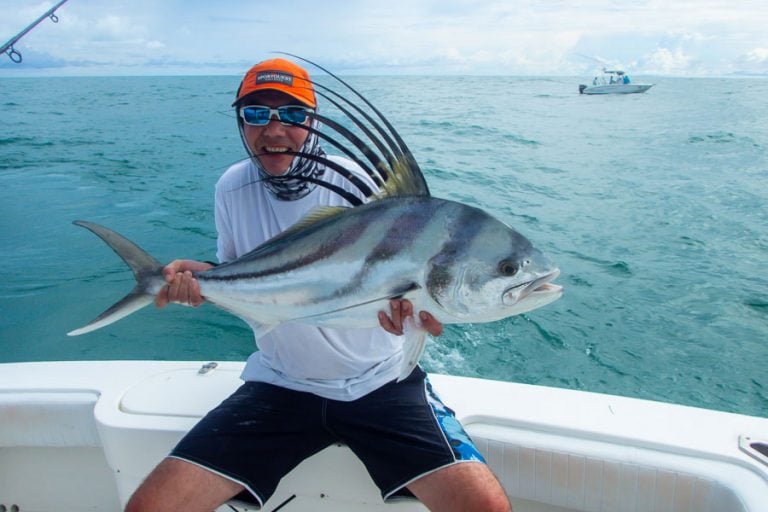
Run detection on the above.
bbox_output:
[503,269,562,306]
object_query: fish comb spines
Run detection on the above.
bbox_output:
[274,52,430,199]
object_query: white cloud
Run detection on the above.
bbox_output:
[643,47,694,75]
[745,48,768,63]
[2,0,768,76]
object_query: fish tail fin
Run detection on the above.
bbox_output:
[397,316,429,382]
[67,288,155,336]
[67,220,165,336]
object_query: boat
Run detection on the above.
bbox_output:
[579,69,654,95]
[2,359,767,511]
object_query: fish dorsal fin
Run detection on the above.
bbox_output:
[210,206,351,266]
[283,206,349,235]
[376,154,427,199]
[281,110,429,202]
[268,206,349,243]
[272,52,431,202]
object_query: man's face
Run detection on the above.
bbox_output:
[240,90,311,176]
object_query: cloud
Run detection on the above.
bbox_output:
[642,47,695,75]
[745,48,768,63]
[89,15,142,39]
[732,48,768,76]
[2,0,768,76]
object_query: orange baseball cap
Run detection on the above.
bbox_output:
[233,58,316,108]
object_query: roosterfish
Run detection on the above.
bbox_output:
[68,55,563,380]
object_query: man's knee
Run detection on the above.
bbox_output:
[124,457,243,512]
[124,492,148,512]
[125,481,164,512]
[458,475,511,512]
[408,461,511,512]
[473,488,512,512]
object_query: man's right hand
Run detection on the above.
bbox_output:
[155,259,213,308]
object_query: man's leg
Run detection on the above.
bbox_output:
[126,381,332,511]
[329,368,511,511]
[408,461,512,512]
[125,457,244,512]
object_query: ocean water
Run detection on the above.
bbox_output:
[1,74,766,417]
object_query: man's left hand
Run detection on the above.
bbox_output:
[378,299,443,337]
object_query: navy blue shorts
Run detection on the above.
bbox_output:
[170,367,485,506]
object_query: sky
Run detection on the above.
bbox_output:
[1,0,767,77]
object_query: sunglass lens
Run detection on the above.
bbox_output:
[242,107,270,125]
[280,107,308,125]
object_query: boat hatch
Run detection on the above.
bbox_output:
[119,365,241,417]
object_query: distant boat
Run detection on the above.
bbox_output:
[579,68,653,95]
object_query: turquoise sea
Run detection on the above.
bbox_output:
[1,74,766,417]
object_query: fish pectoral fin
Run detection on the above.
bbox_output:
[286,283,422,323]
[397,316,429,382]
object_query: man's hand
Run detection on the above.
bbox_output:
[378,299,443,337]
[155,259,213,308]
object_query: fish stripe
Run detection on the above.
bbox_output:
[204,216,371,282]
[308,200,441,305]
[425,205,490,304]
[436,205,488,261]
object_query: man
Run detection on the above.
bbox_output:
[125,58,511,512]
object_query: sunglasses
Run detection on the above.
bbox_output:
[239,105,314,126]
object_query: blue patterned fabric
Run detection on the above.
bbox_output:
[424,378,486,463]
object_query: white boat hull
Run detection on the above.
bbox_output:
[1,360,767,511]
[579,83,654,95]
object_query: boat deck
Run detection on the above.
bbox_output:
[2,360,767,511]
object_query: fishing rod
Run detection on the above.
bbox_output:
[1,0,70,63]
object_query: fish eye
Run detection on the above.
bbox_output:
[498,260,519,276]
